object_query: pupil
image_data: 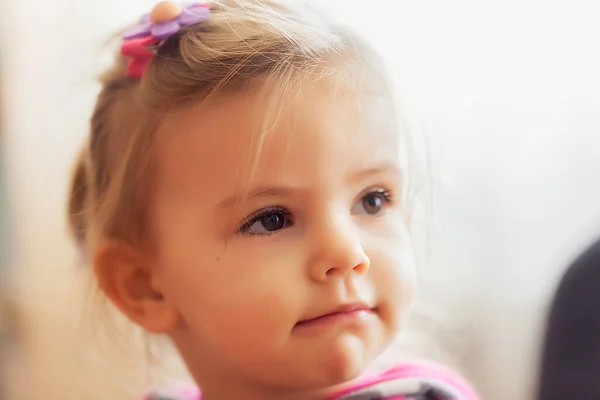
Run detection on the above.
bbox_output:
[261,213,284,231]
[363,194,382,214]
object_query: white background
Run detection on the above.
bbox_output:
[2,0,600,399]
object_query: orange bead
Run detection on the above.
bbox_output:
[150,1,183,24]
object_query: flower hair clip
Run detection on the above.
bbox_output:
[121,1,211,78]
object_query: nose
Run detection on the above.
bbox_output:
[307,214,371,282]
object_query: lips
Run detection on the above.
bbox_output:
[297,302,375,326]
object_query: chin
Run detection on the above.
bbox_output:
[316,333,377,385]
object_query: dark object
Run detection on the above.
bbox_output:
[407,384,455,400]
[538,239,600,400]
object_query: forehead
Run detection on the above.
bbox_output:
[154,83,399,198]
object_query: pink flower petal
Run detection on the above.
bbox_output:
[121,36,158,56]
[126,55,153,79]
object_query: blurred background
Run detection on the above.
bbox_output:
[1,0,600,399]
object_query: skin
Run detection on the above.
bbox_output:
[95,82,416,400]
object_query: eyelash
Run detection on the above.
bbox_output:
[370,188,393,203]
[238,206,292,236]
[236,187,395,236]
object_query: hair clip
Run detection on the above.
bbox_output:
[121,1,211,78]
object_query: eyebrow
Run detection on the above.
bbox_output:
[347,161,402,183]
[217,186,294,210]
[216,162,402,210]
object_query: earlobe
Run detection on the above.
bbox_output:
[93,240,180,334]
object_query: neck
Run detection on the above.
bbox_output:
[189,360,344,400]
[172,335,349,400]
[194,364,341,400]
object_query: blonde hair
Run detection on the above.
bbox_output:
[68,0,392,255]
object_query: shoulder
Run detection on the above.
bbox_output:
[556,238,600,291]
[330,362,479,400]
[141,385,201,400]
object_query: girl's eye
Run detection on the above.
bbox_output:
[239,207,292,235]
[352,189,392,216]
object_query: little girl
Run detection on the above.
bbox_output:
[68,1,479,399]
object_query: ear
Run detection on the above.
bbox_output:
[93,240,180,334]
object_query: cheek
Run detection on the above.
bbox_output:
[155,236,306,349]
[370,221,417,328]
[372,251,415,321]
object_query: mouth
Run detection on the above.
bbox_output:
[295,303,377,328]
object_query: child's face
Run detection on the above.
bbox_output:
[149,83,416,395]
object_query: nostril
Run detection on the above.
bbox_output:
[325,268,337,276]
[353,262,369,274]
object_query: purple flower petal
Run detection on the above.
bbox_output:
[176,7,210,27]
[122,23,152,40]
[151,21,182,39]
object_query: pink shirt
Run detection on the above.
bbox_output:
[143,362,479,400]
